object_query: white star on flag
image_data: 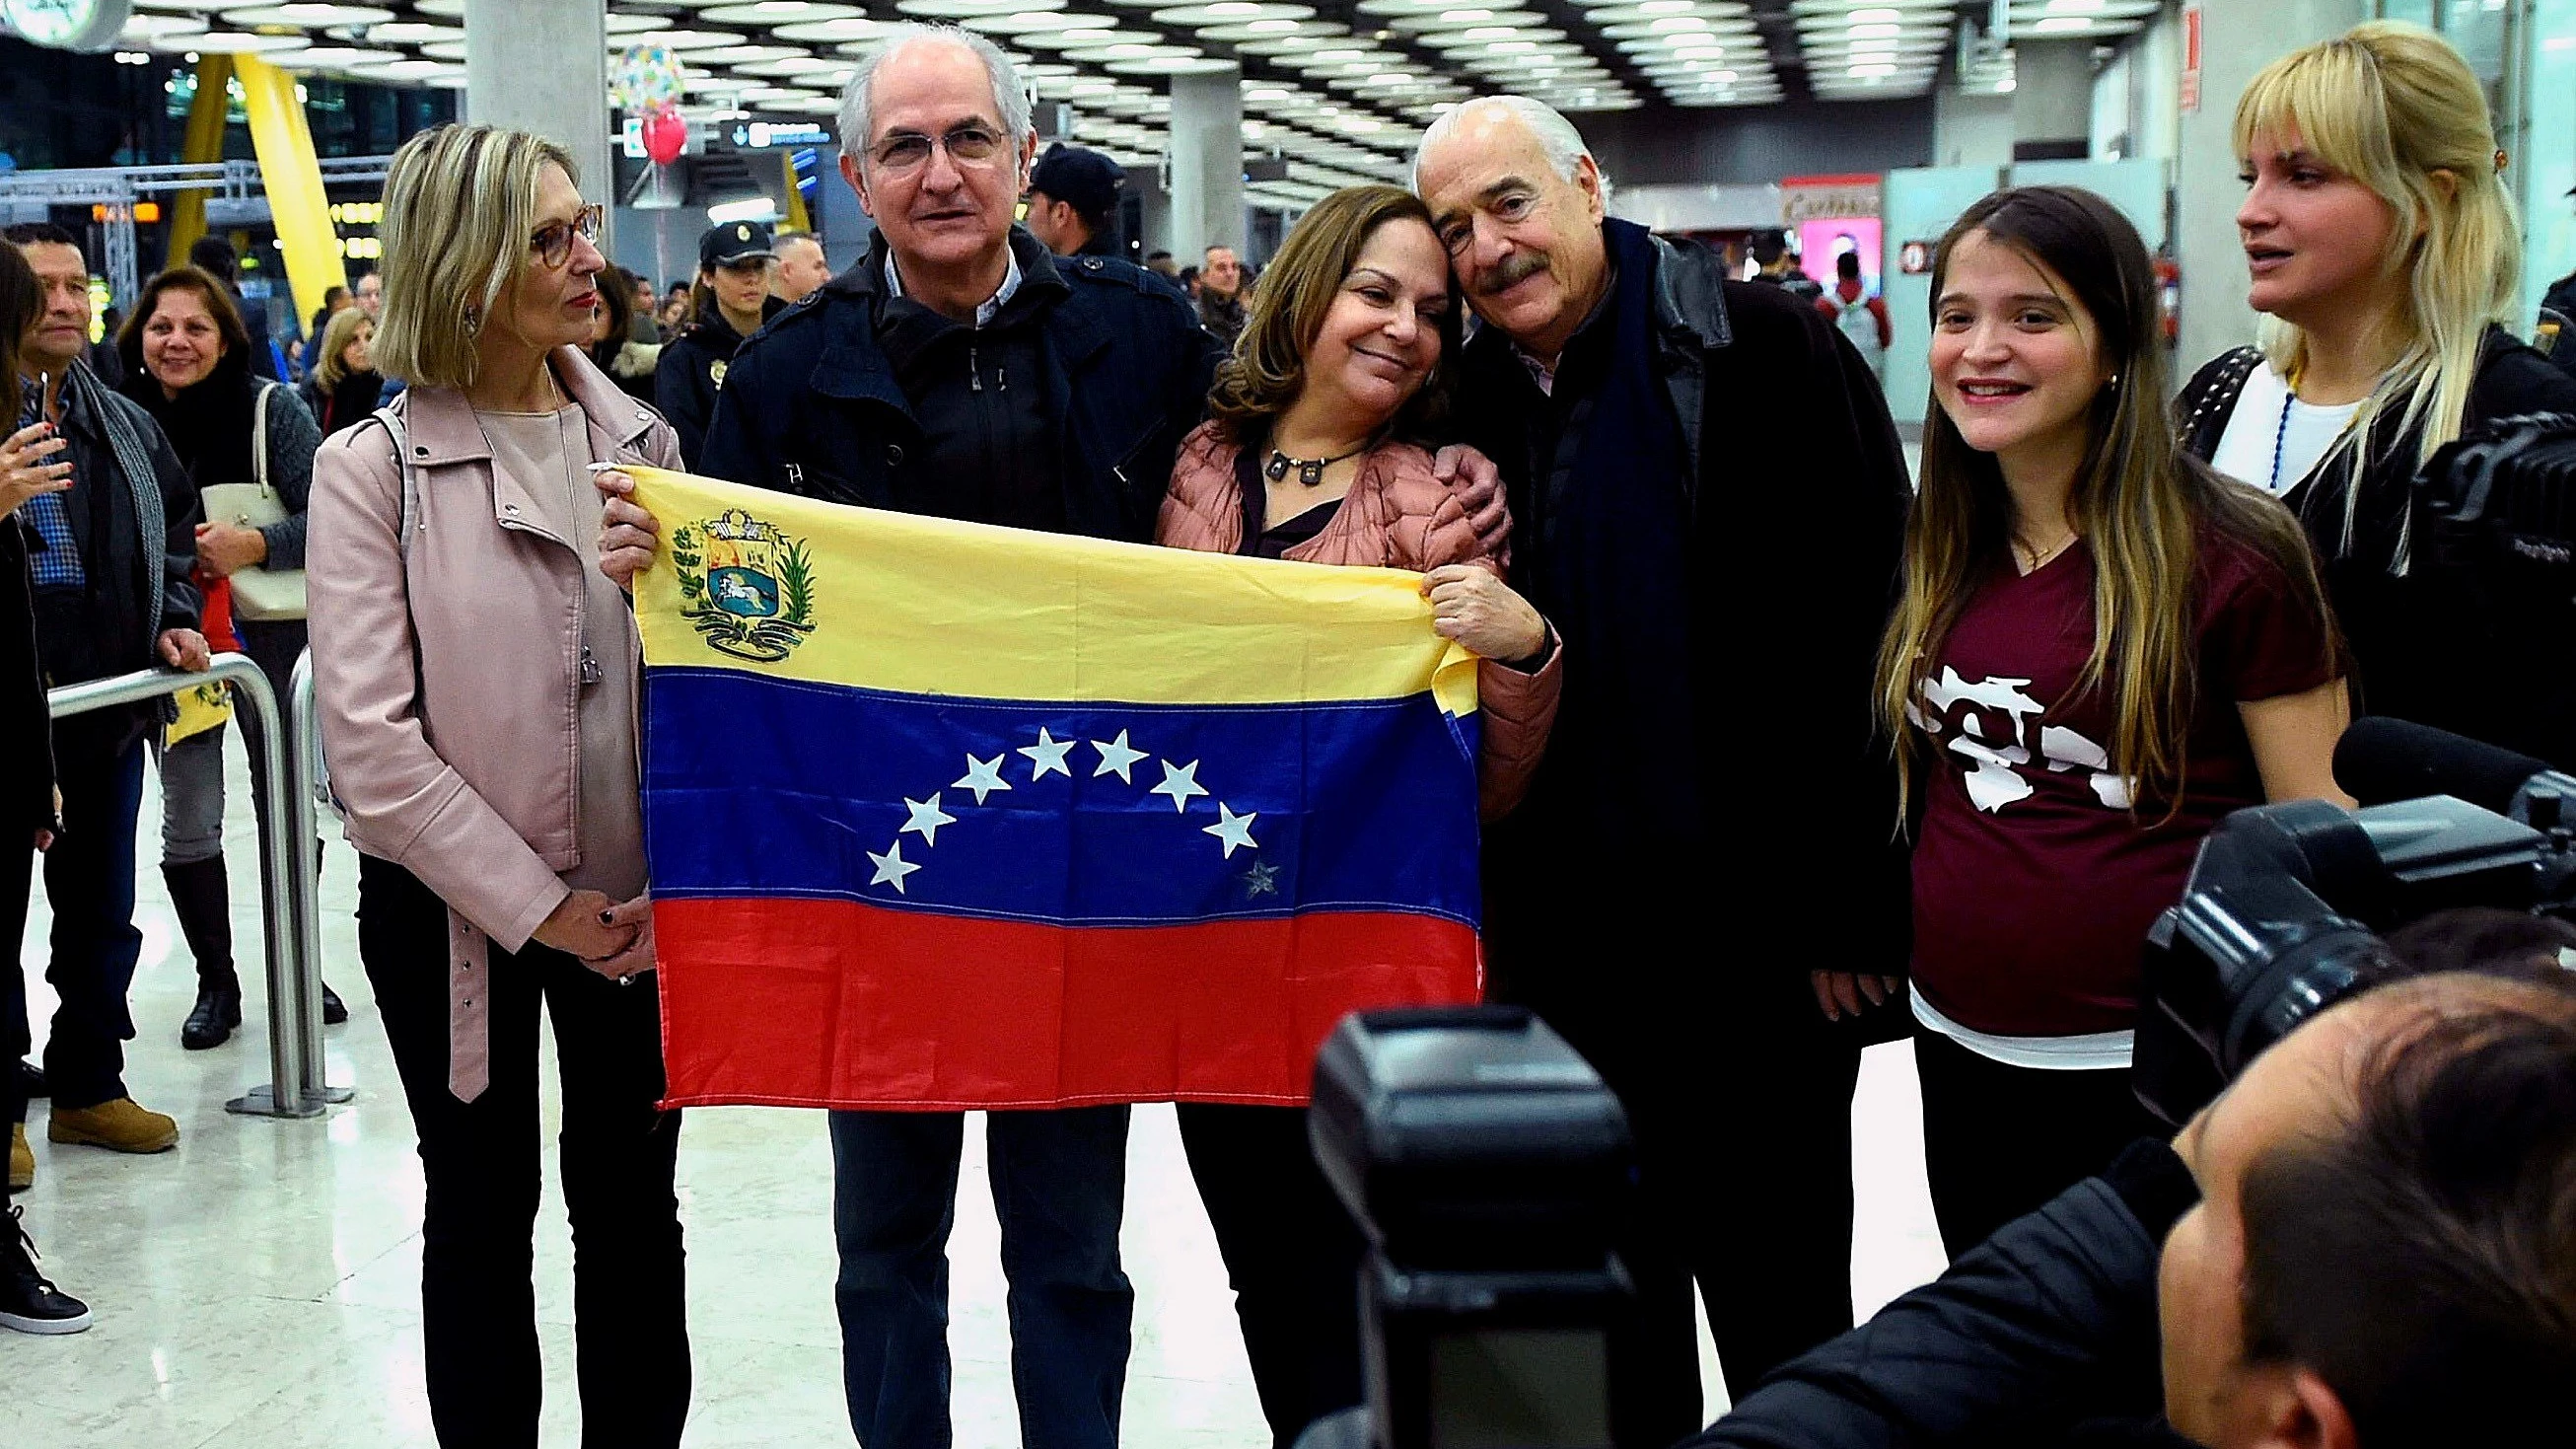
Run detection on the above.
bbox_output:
[1203,803,1258,858]
[900,793,956,846]
[1151,759,1208,813]
[867,840,921,894]
[1090,730,1148,782]
[954,754,1013,806]
[1020,727,1076,779]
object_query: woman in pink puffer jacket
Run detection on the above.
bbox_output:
[1153,183,1563,1449]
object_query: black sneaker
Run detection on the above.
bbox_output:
[1,1202,93,1335]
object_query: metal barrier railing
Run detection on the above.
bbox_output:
[46,653,349,1120]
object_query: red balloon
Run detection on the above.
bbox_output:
[642,105,687,166]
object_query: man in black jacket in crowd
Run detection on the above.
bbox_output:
[1694,954,2576,1449]
[1022,143,1125,261]
[1414,97,1911,1445]
[3,223,208,1170]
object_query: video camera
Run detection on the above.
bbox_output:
[2411,410,2576,768]
[1298,1005,1636,1449]
[2137,715,2576,1126]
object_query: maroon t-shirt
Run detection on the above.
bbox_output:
[1908,535,2334,1037]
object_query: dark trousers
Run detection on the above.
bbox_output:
[1499,971,1861,1447]
[827,1103,1132,1449]
[359,855,689,1449]
[1175,1103,1367,1448]
[4,739,149,1116]
[1913,1026,2162,1260]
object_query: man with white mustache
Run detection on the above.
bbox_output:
[1413,95,1914,1444]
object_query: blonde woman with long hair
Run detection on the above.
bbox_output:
[2179,21,2576,758]
[1887,185,2346,1257]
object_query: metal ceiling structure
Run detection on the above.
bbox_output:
[101,0,2159,205]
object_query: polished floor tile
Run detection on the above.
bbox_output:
[4,736,1943,1446]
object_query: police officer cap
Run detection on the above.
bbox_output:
[1028,144,1124,224]
[701,220,777,268]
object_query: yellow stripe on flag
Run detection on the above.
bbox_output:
[625,467,1479,714]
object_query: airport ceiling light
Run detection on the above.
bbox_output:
[770,16,894,42]
[285,43,404,70]
[220,3,393,25]
[118,13,207,41]
[1014,22,1150,48]
[1378,7,1552,35]
[737,54,853,80]
[1230,22,1353,54]
[185,28,314,51]
[339,20,457,44]
[674,44,807,65]
[619,29,749,49]
[2004,0,2159,39]
[696,1,869,22]
[896,0,1061,16]
[1148,2,1313,24]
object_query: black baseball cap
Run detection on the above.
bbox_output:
[700,220,777,268]
[1027,144,1124,226]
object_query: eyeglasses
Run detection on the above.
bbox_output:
[869,124,1006,177]
[531,204,605,269]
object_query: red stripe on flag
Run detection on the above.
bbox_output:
[652,897,1482,1110]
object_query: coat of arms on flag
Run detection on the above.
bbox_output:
[624,468,1485,1111]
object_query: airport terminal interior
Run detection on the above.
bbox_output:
[5,0,2576,1445]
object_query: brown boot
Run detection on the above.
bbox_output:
[7,1124,29,1191]
[46,1100,179,1154]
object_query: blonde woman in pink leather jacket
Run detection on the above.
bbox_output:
[1152,183,1560,1448]
[306,125,690,1446]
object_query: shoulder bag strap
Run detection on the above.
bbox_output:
[252,381,275,498]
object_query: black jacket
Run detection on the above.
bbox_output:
[1689,1139,2200,1449]
[656,294,788,470]
[1450,222,1911,1022]
[0,519,53,835]
[123,357,322,572]
[2177,331,2576,763]
[2541,271,2576,381]
[700,227,1221,545]
[36,362,201,750]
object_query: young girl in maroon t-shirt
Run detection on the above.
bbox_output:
[1877,185,2349,1257]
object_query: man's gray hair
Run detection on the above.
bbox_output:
[1411,95,1612,208]
[838,23,1035,167]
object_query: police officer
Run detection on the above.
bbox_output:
[654,219,788,469]
[1023,143,1125,261]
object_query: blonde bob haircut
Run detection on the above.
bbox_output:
[312,305,371,394]
[371,123,578,391]
[2234,22,2520,564]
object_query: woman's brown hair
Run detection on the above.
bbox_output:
[1205,183,1458,446]
[0,243,37,422]
[1875,184,2334,822]
[594,262,635,349]
[115,265,253,383]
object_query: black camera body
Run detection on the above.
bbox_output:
[2138,716,2576,1126]
[2414,410,2576,769]
[1306,1005,1635,1449]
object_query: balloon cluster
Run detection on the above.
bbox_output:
[611,44,689,166]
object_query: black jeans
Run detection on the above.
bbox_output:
[1498,970,1862,1447]
[2,737,149,1118]
[359,855,689,1448]
[1913,1026,2163,1260]
[1175,1103,1367,1448]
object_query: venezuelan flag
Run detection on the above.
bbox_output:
[626,468,1484,1110]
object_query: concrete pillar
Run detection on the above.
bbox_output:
[2011,38,2094,161]
[1167,66,1244,264]
[464,0,612,249]
[2174,0,2365,372]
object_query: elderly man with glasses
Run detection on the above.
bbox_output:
[600,23,1217,1449]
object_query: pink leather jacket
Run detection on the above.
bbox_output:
[1157,422,1561,819]
[308,348,680,1101]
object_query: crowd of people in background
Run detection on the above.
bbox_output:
[3,12,2574,1449]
